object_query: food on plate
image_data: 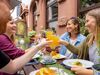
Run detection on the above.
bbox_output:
[50,51,58,56]
[50,51,60,59]
[72,61,82,66]
[52,54,60,59]
[36,67,56,75]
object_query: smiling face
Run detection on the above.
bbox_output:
[66,20,78,33]
[85,15,96,34]
[85,8,100,48]
[5,20,17,35]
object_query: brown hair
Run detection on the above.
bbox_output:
[0,2,14,41]
[86,8,100,49]
[66,17,80,35]
[0,0,10,9]
[0,2,11,34]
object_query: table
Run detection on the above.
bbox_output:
[22,59,75,75]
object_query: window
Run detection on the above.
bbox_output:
[52,6,58,18]
[51,2,58,19]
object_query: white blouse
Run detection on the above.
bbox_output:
[89,41,100,64]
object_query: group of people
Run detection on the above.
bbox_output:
[60,7,100,75]
[0,1,52,75]
[0,1,100,75]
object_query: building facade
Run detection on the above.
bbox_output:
[3,0,100,35]
[29,0,78,35]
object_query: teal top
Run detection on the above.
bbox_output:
[60,32,86,58]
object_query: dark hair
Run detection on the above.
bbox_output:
[66,17,80,34]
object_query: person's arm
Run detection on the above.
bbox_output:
[1,45,39,74]
[60,40,79,54]
[71,66,93,75]
[0,60,15,74]
[0,41,51,74]
[59,38,87,55]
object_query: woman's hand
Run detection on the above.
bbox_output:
[71,66,93,75]
[59,39,69,46]
[36,40,52,50]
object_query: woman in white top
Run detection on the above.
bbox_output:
[60,8,100,75]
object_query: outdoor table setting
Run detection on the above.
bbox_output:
[22,31,94,75]
[23,53,75,75]
[23,50,94,75]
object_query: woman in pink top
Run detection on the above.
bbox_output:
[0,1,50,75]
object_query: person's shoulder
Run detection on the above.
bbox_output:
[78,34,86,40]
[0,34,8,42]
[79,34,86,38]
[81,34,92,43]
[86,34,92,37]
[60,32,68,39]
[86,34,93,40]
[0,34,7,40]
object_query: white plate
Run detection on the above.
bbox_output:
[52,54,66,59]
[29,67,68,75]
[63,59,94,68]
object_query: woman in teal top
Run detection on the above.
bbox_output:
[60,17,86,58]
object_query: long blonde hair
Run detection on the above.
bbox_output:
[86,8,100,50]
